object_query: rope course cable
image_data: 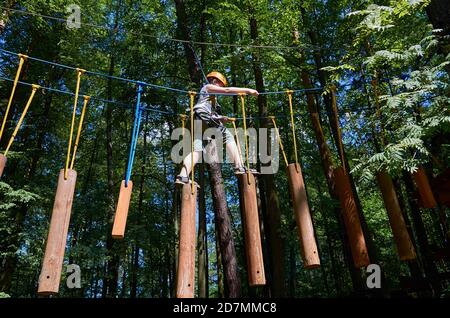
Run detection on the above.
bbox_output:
[1,6,324,52]
[3,84,40,156]
[239,93,251,185]
[69,95,90,170]
[229,118,243,165]
[0,53,27,142]
[125,83,144,187]
[0,48,327,97]
[287,90,300,172]
[269,116,289,168]
[0,75,388,121]
[188,91,196,195]
[64,68,85,179]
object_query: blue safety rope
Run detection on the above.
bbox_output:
[125,83,144,187]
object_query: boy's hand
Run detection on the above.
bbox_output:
[221,116,230,123]
[246,89,259,96]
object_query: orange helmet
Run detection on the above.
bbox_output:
[207,71,228,86]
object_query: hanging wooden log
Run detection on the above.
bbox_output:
[0,154,6,178]
[112,180,133,239]
[376,171,416,261]
[238,173,266,286]
[38,169,77,295]
[333,166,370,268]
[287,163,320,268]
[412,166,437,209]
[431,168,450,207]
[176,183,197,298]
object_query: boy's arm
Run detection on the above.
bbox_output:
[205,84,259,96]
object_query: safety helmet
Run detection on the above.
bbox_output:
[207,71,228,87]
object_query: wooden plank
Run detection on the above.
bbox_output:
[0,154,6,178]
[376,171,416,261]
[334,166,370,268]
[176,183,197,298]
[412,166,437,209]
[38,169,77,295]
[239,174,266,286]
[287,163,320,268]
[112,180,133,239]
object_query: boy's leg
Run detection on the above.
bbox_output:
[179,150,202,178]
[224,129,244,169]
[178,134,204,179]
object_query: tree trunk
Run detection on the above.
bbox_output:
[426,0,450,37]
[402,172,441,295]
[174,0,241,298]
[174,0,201,85]
[249,12,285,297]
[197,164,209,297]
[208,160,241,297]
[215,224,225,298]
[302,12,384,292]
[103,2,121,298]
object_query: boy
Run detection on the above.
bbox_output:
[175,71,259,185]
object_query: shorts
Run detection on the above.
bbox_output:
[192,108,234,152]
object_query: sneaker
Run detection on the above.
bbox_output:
[175,175,200,188]
[234,167,246,175]
[234,167,260,175]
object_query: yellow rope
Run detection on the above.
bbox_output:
[229,118,243,165]
[188,91,196,194]
[69,95,90,170]
[287,90,299,172]
[4,84,40,156]
[269,116,289,168]
[239,93,251,185]
[330,85,346,172]
[65,68,85,179]
[0,54,27,142]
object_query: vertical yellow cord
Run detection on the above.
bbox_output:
[230,118,243,165]
[0,54,27,142]
[188,91,196,195]
[4,84,40,156]
[269,116,289,168]
[287,90,299,172]
[65,68,85,179]
[69,95,90,170]
[330,85,345,172]
[239,93,251,185]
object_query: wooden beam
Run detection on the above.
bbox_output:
[38,169,77,295]
[376,171,416,261]
[287,163,320,268]
[176,183,197,298]
[112,180,133,239]
[334,166,370,268]
[412,166,437,209]
[239,174,266,286]
[0,154,6,178]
